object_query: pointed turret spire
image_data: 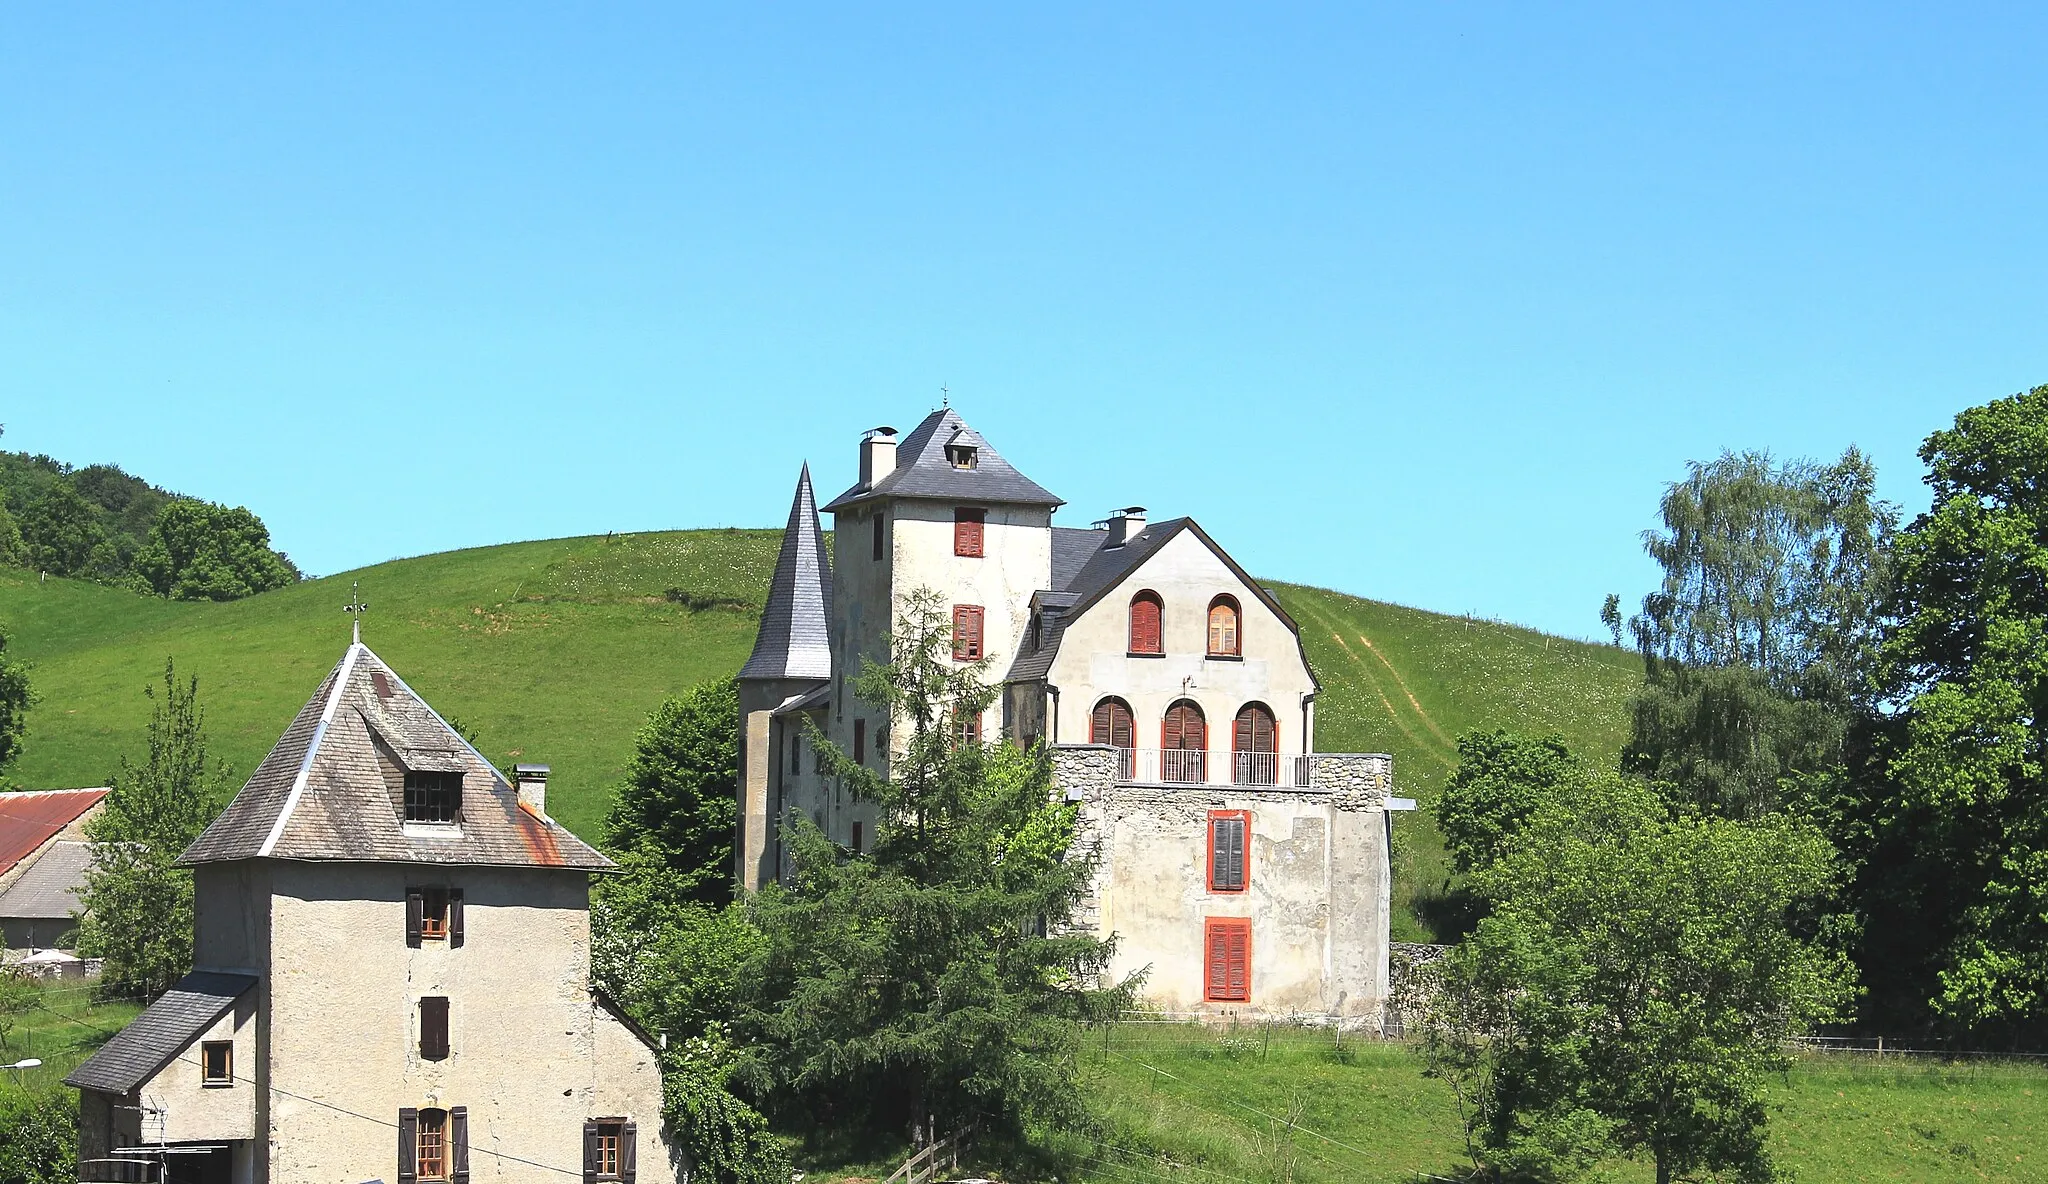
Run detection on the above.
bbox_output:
[740,464,834,681]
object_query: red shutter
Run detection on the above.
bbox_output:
[450,1107,470,1184]
[952,606,984,660]
[621,1122,638,1184]
[398,1108,419,1183]
[406,890,424,947]
[583,1121,600,1184]
[448,890,465,949]
[954,509,985,557]
[1130,595,1162,654]
[1204,919,1251,1001]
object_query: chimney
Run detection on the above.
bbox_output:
[859,426,899,488]
[1107,506,1148,548]
[514,764,550,816]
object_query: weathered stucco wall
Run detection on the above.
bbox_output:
[1051,745,1393,1024]
[1045,531,1317,753]
[264,862,677,1184]
[133,995,258,1144]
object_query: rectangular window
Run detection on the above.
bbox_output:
[403,771,462,824]
[406,888,465,948]
[854,719,866,764]
[790,732,800,774]
[954,508,985,557]
[852,821,864,854]
[417,1108,448,1181]
[419,887,449,939]
[420,996,450,1061]
[952,605,985,661]
[1208,812,1249,893]
[201,1040,233,1086]
[1204,918,1252,1003]
[871,514,884,561]
[585,1119,635,1182]
[955,707,982,748]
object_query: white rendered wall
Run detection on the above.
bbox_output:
[1046,530,1317,753]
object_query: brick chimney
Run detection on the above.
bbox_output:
[860,426,899,487]
[514,764,550,816]
[1107,506,1147,548]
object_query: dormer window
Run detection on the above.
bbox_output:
[947,443,978,469]
[403,771,462,824]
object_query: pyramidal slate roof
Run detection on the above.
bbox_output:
[823,408,1063,511]
[179,643,610,871]
[740,464,834,682]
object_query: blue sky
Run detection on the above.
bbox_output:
[4,4,2042,639]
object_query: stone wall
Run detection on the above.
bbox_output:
[1309,753,1393,810]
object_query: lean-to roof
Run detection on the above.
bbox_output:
[65,971,258,1094]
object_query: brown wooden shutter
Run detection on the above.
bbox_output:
[1130,596,1161,653]
[620,1122,638,1184]
[406,890,424,947]
[954,509,984,557]
[1205,925,1229,1000]
[398,1108,419,1183]
[420,997,450,1061]
[448,890,465,948]
[450,1106,470,1184]
[583,1121,600,1184]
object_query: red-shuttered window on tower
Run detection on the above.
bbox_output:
[952,605,985,661]
[1129,592,1163,655]
[1204,918,1251,1002]
[954,509,985,557]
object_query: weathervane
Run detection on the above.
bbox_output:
[343,583,368,644]
[940,383,949,409]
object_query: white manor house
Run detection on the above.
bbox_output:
[737,408,1408,1021]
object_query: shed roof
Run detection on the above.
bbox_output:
[0,788,108,875]
[65,971,257,1095]
[823,409,1063,511]
[0,840,93,920]
[179,643,611,871]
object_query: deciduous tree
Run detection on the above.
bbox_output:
[604,677,739,906]
[76,660,235,995]
[129,499,297,601]
[0,626,31,774]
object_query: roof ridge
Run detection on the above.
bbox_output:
[257,642,364,857]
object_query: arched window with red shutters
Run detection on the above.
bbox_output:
[1091,697,1136,780]
[1208,595,1241,657]
[1233,702,1278,785]
[1162,699,1207,783]
[1129,591,1164,655]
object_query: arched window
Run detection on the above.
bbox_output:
[1233,702,1278,785]
[1208,595,1241,657]
[1091,697,1136,780]
[1162,699,1207,783]
[1129,591,1164,655]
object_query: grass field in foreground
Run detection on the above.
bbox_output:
[1064,1023,2048,1184]
[0,533,1642,938]
[1,982,144,1094]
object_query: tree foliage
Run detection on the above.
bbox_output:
[738,589,1129,1154]
[0,1086,75,1184]
[1436,730,1581,876]
[77,659,235,995]
[1844,383,2048,1043]
[129,499,298,601]
[1414,778,1852,1184]
[17,484,114,580]
[0,626,31,775]
[604,677,739,906]
[1622,449,1895,818]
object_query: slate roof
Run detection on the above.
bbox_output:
[0,840,92,920]
[823,409,1064,511]
[1051,527,1107,590]
[740,464,835,682]
[179,644,611,871]
[65,971,257,1094]
[0,788,107,874]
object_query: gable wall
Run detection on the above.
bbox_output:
[1047,531,1316,753]
[262,862,674,1184]
[130,994,259,1144]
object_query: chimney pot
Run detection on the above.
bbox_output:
[1107,506,1148,548]
[514,763,550,816]
[859,426,899,488]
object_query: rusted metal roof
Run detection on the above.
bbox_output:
[0,788,109,875]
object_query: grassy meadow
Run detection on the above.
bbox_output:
[1,982,143,1094]
[0,530,1641,931]
[1057,1022,2048,1184]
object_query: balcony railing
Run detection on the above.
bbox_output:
[1116,748,1312,788]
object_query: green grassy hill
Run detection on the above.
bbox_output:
[0,530,1642,934]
